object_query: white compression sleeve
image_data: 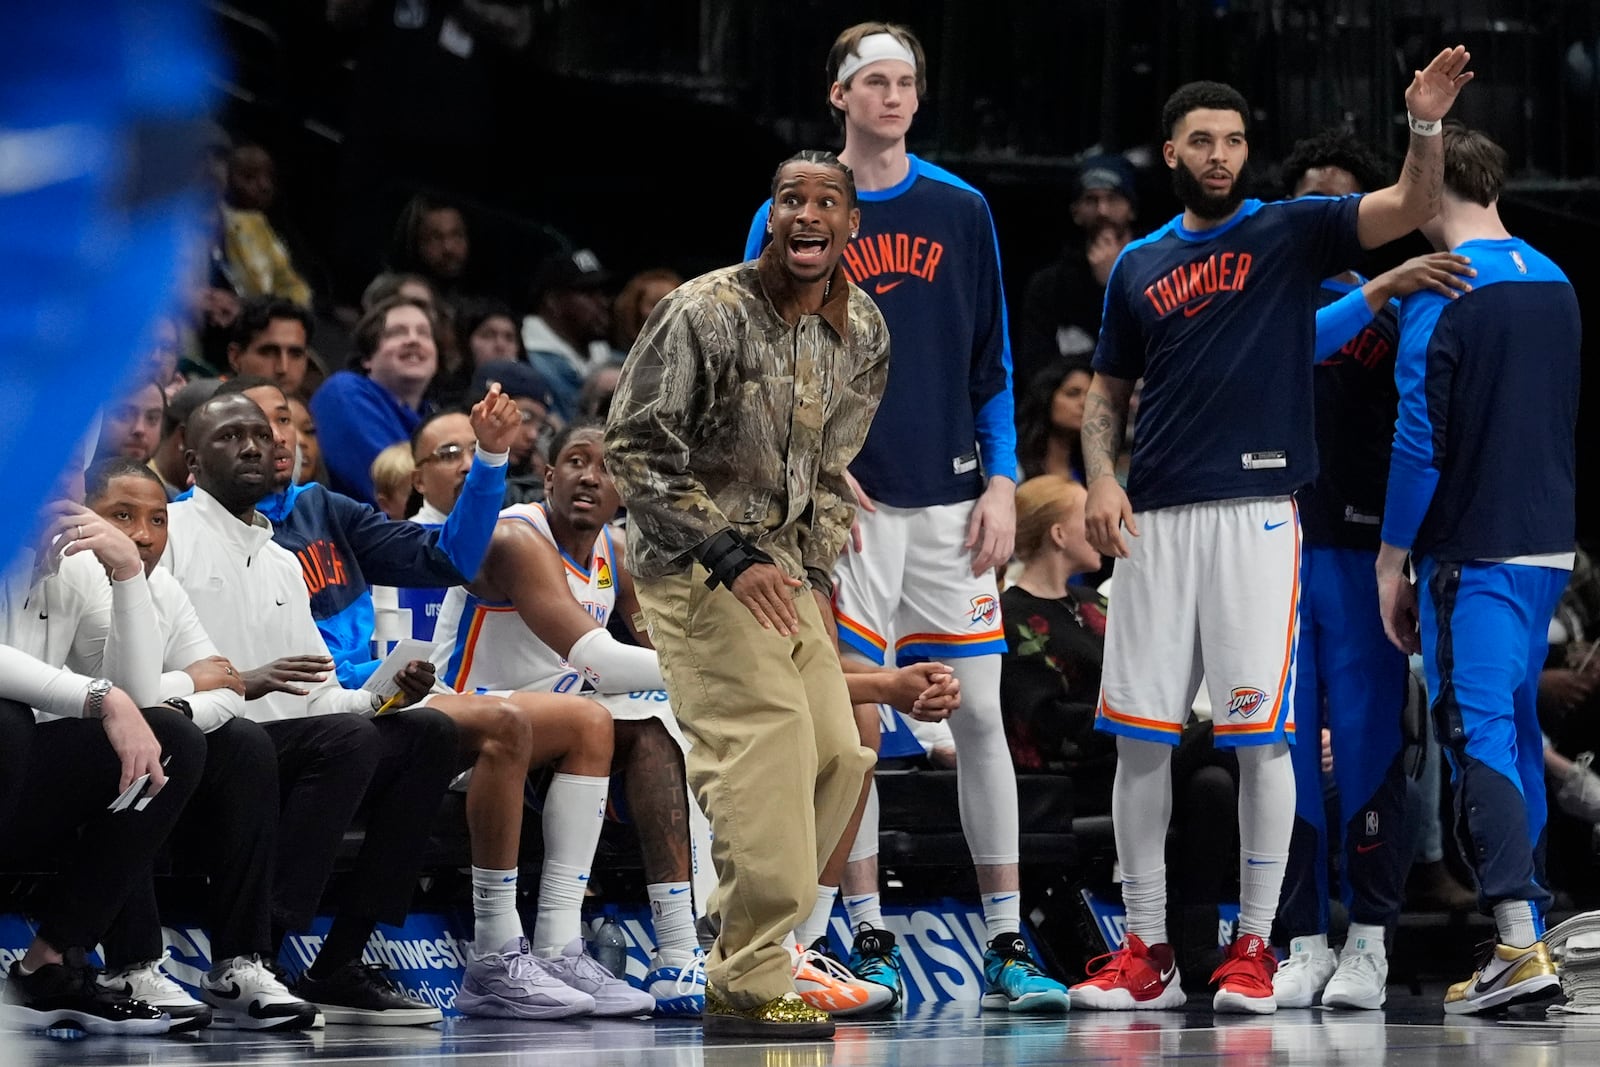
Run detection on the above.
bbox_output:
[567,626,667,694]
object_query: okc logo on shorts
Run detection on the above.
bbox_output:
[1226,687,1267,719]
[968,594,999,628]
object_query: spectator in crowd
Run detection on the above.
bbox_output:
[370,442,417,521]
[83,458,318,1031]
[95,380,166,465]
[226,296,315,398]
[164,393,458,1025]
[1273,129,1476,1012]
[360,271,463,401]
[143,316,186,398]
[221,375,506,688]
[287,394,326,485]
[149,379,223,500]
[387,194,475,303]
[471,362,555,506]
[1016,360,1092,484]
[1378,125,1581,1015]
[610,268,682,353]
[523,248,615,421]
[222,144,313,306]
[457,297,525,368]
[744,23,1066,1014]
[312,295,440,504]
[1016,154,1138,392]
[578,360,625,421]
[0,479,204,1035]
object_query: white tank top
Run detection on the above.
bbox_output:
[432,503,618,694]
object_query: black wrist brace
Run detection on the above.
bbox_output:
[696,529,774,590]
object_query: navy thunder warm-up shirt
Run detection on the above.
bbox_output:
[1382,237,1580,562]
[1094,196,1364,512]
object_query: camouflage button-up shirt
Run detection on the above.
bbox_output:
[605,245,891,593]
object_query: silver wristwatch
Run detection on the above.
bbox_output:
[83,677,113,719]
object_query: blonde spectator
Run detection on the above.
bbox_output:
[370,441,416,520]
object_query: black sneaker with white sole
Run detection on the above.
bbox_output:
[97,955,213,1032]
[291,962,442,1026]
[2,949,172,1036]
[202,955,318,1031]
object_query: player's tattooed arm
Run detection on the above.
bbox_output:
[1081,374,1133,483]
[1357,45,1472,248]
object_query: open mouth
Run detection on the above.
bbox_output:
[788,233,830,263]
[570,491,598,510]
[1203,171,1232,189]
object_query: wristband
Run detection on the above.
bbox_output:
[695,529,774,591]
[1407,112,1441,137]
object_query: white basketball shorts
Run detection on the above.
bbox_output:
[832,500,1006,666]
[1096,496,1301,748]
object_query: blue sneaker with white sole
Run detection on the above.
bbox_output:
[982,933,1071,1013]
[845,925,906,1011]
[643,950,705,1017]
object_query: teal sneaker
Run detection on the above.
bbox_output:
[982,933,1071,1013]
[845,925,906,1010]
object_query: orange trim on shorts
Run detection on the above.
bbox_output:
[1096,695,1186,735]
[1215,504,1301,736]
[834,608,888,655]
[450,603,518,691]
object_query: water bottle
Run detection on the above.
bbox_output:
[591,916,628,978]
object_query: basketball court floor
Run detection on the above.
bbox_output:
[7,992,1599,1067]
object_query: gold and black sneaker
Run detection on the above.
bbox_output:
[1442,941,1561,1015]
[702,986,835,1040]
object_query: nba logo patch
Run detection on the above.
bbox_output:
[968,594,999,628]
[1511,250,1527,274]
[1227,687,1267,719]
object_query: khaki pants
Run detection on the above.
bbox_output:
[635,566,875,1007]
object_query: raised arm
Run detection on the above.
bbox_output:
[1356,46,1473,249]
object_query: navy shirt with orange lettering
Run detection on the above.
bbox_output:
[1094,196,1363,512]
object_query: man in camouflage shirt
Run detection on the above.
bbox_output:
[606,151,889,1040]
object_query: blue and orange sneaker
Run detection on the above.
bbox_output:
[982,933,1071,1013]
[845,925,906,1011]
[642,950,705,1017]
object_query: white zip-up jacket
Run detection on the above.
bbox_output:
[163,487,374,722]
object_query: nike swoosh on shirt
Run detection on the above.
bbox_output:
[874,279,907,295]
[1182,298,1215,317]
[1355,842,1383,854]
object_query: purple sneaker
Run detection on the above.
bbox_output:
[456,938,595,1020]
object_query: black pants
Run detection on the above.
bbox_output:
[102,717,280,967]
[0,706,204,952]
[0,700,35,828]
[264,709,458,931]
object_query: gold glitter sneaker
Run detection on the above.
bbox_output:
[702,987,835,1040]
[1443,942,1560,1015]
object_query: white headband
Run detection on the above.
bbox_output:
[836,32,917,86]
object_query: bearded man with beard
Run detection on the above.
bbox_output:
[1068,51,1475,1015]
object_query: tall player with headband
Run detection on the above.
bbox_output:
[744,21,1070,1013]
[1070,49,1473,1014]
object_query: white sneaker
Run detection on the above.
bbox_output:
[1271,937,1336,1008]
[1321,943,1388,1010]
[643,951,705,1017]
[540,938,656,1017]
[792,943,891,1016]
[1557,752,1600,823]
[202,955,319,1031]
[455,937,594,1020]
[97,953,212,1032]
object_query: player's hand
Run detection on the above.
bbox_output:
[98,686,168,797]
[844,469,875,554]
[884,662,960,722]
[242,655,333,699]
[965,477,1016,576]
[1084,475,1138,559]
[730,564,806,636]
[1404,45,1474,123]
[470,381,521,456]
[45,501,144,582]
[1374,252,1475,303]
[393,660,437,708]
[1320,728,1335,774]
[1376,566,1421,655]
[184,655,246,695]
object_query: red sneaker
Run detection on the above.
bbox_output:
[1070,933,1186,1011]
[1211,933,1278,1014]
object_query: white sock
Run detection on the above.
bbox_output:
[796,885,839,949]
[1493,900,1540,949]
[843,890,885,932]
[1112,737,1174,944]
[1121,867,1169,946]
[1344,923,1386,958]
[471,866,524,955]
[982,891,1023,943]
[1291,932,1329,955]
[531,772,609,958]
[647,882,699,961]
[1236,742,1294,940]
